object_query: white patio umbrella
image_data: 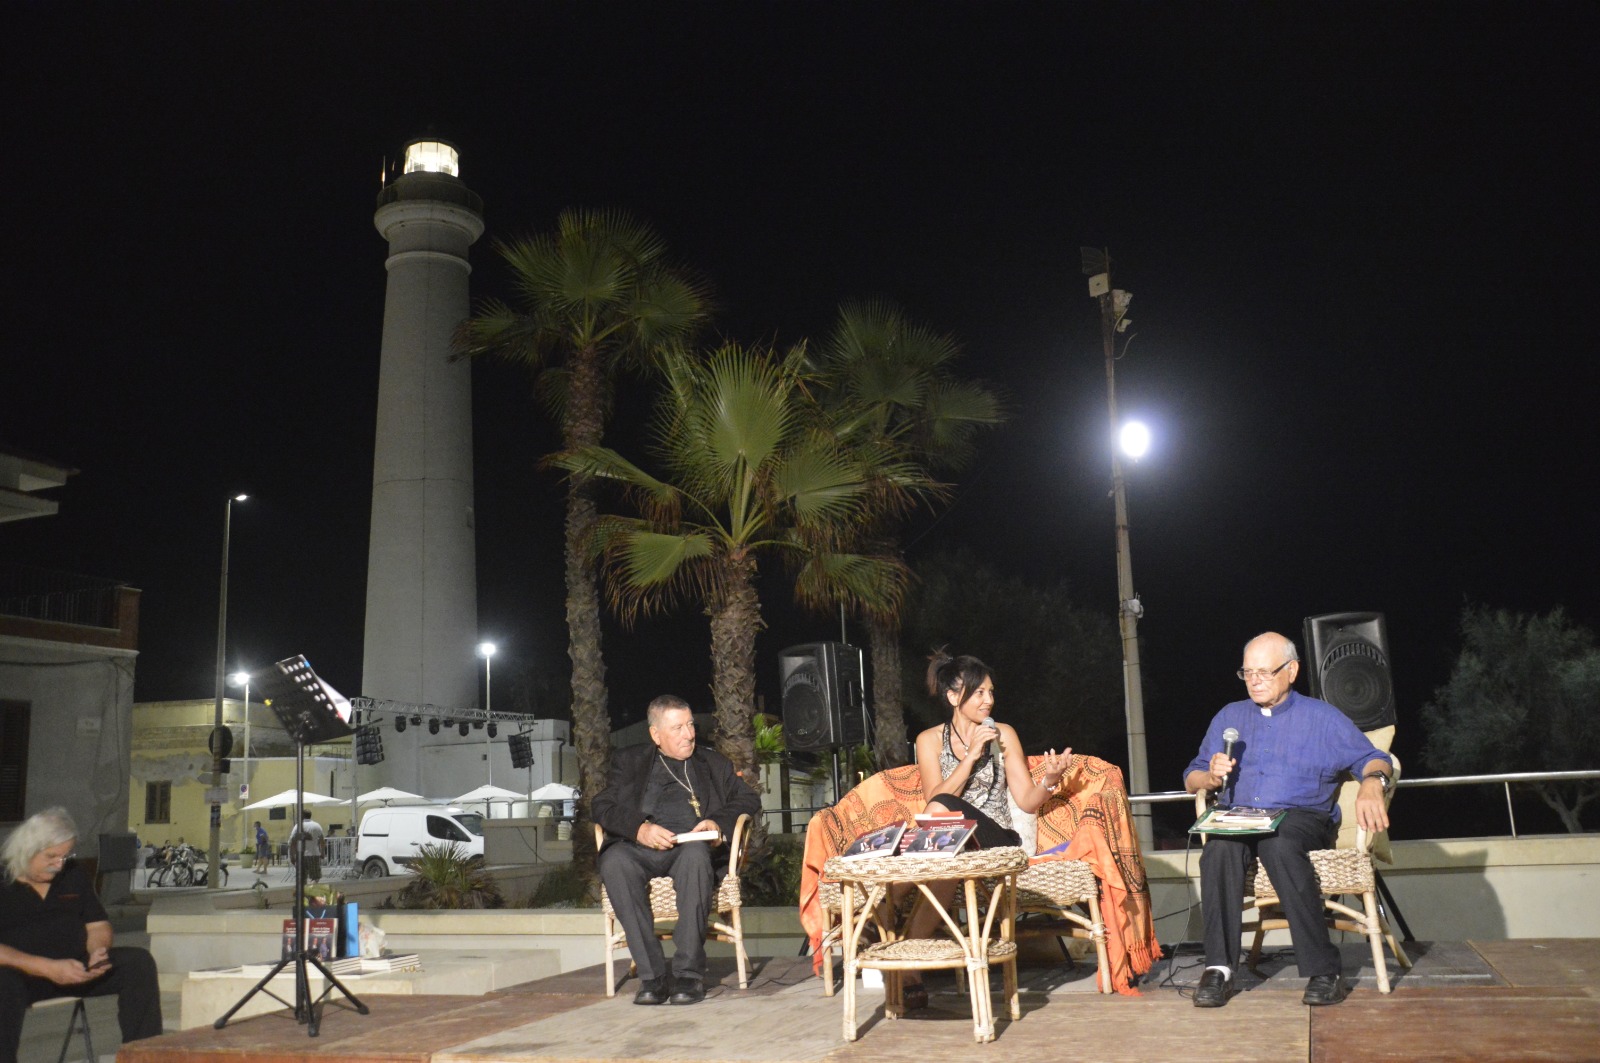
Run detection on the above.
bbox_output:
[241,788,342,810]
[527,783,578,801]
[451,784,526,804]
[356,786,427,805]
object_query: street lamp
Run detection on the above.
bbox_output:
[1083,248,1154,852]
[229,670,252,852]
[477,641,497,786]
[209,493,248,888]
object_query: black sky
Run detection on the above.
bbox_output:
[5,3,1598,803]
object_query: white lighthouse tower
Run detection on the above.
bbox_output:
[363,138,486,796]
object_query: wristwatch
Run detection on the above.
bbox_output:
[1363,771,1393,793]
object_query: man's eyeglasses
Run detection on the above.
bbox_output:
[1237,661,1293,682]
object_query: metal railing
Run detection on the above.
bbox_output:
[0,562,123,627]
[755,768,1600,841]
[1132,768,1600,839]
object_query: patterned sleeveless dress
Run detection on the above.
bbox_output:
[939,723,1012,829]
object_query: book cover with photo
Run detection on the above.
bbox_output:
[839,822,906,859]
[898,820,976,855]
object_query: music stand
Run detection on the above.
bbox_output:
[213,655,369,1036]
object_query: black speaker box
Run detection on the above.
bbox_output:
[779,642,866,752]
[1303,612,1397,730]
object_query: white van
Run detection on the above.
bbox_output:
[354,805,485,877]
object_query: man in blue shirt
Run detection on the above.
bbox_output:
[1184,632,1393,1008]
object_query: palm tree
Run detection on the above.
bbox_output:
[551,342,925,783]
[456,209,708,862]
[807,300,1003,766]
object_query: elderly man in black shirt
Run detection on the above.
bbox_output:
[1,807,162,1062]
[592,695,761,1006]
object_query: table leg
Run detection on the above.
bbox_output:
[963,878,995,1042]
[842,881,858,1041]
[1004,871,1020,1020]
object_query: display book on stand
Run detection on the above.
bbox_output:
[838,811,979,859]
[210,655,371,1038]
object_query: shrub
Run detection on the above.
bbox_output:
[523,862,598,908]
[396,843,504,909]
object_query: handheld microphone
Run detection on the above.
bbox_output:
[1220,727,1239,794]
[982,717,1002,755]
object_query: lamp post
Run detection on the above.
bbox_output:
[477,641,496,787]
[230,671,252,852]
[1084,248,1154,852]
[209,493,248,889]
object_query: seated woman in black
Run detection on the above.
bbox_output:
[0,807,163,1063]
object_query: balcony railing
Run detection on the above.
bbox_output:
[0,562,124,628]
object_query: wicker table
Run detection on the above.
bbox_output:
[823,846,1028,1043]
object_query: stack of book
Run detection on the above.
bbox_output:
[837,812,982,860]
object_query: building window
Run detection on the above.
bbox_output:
[0,701,28,823]
[144,781,171,824]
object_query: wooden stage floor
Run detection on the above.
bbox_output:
[117,939,1600,1063]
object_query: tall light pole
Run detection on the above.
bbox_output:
[209,493,248,888]
[478,641,496,787]
[230,671,252,852]
[1083,248,1154,852]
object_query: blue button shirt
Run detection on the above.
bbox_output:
[1184,690,1391,813]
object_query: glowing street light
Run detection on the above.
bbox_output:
[1119,420,1151,460]
[478,641,497,786]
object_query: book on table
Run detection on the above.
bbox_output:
[838,822,906,859]
[1190,805,1288,834]
[898,819,977,855]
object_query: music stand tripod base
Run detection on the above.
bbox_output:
[214,655,369,1035]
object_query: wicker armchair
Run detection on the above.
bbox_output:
[596,812,753,996]
[1011,856,1112,992]
[1195,758,1411,992]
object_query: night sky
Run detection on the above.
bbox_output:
[6,3,1597,810]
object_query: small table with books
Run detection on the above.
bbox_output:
[822,845,1028,1044]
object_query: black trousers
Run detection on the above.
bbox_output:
[927,793,1022,850]
[598,841,716,985]
[0,946,163,1063]
[1200,808,1340,977]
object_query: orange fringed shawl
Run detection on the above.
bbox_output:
[797,756,1161,995]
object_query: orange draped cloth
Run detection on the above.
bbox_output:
[797,756,1161,995]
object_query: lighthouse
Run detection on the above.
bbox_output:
[362,138,484,795]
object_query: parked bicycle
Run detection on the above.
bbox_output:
[146,843,228,887]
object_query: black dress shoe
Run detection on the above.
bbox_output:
[1302,973,1347,1005]
[669,980,705,1005]
[633,978,669,1005]
[1193,968,1234,1008]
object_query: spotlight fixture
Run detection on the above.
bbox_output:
[458,721,470,737]
[427,718,440,735]
[410,715,422,726]
[395,716,407,733]
[472,720,484,730]
[487,722,498,738]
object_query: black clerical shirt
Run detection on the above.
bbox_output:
[640,754,702,834]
